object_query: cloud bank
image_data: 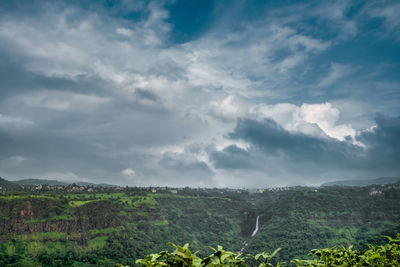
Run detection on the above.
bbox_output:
[0,0,399,187]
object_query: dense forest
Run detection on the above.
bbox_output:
[0,179,399,266]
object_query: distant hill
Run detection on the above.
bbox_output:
[14,178,68,186]
[12,178,117,187]
[72,181,117,187]
[0,177,19,188]
[321,177,400,187]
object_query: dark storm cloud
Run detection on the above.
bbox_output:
[357,115,400,170]
[0,60,111,99]
[157,152,214,187]
[0,0,399,187]
[0,127,114,171]
[229,118,358,162]
[210,145,253,170]
[360,115,400,151]
[159,152,212,173]
[217,118,351,174]
[0,131,16,158]
[212,116,400,182]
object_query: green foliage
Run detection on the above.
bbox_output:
[136,243,202,267]
[137,234,400,267]
[247,186,400,261]
[88,236,108,249]
[21,232,68,241]
[254,249,283,267]
[201,245,248,267]
[135,243,284,267]
[292,233,400,266]
[69,199,100,207]
[1,185,399,265]
[136,243,252,267]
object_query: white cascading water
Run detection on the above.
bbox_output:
[251,215,259,237]
[239,215,260,254]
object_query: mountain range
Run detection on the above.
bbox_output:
[321,177,400,187]
[0,177,117,188]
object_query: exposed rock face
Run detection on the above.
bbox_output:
[0,197,126,244]
[19,201,34,218]
[240,210,257,236]
[0,195,253,248]
[2,218,78,234]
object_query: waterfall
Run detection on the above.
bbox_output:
[251,215,259,237]
[238,215,260,254]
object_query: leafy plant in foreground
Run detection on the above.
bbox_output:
[291,234,400,266]
[136,243,283,267]
[136,233,400,267]
[135,243,202,267]
[201,245,248,266]
[254,249,283,267]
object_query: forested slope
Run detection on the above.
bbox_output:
[247,186,400,262]
[0,189,251,266]
[0,184,399,266]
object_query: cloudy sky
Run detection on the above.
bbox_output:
[0,0,399,187]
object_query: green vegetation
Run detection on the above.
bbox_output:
[69,199,101,207]
[88,236,108,250]
[20,232,68,241]
[0,183,399,265]
[247,186,400,262]
[136,233,400,266]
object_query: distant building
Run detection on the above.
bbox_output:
[369,190,382,196]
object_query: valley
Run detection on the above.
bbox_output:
[0,179,399,265]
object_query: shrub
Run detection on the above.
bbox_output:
[135,233,400,267]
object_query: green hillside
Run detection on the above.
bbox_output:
[248,186,400,262]
[13,178,68,186]
[0,188,251,266]
[0,183,399,266]
[13,178,117,187]
[0,177,19,189]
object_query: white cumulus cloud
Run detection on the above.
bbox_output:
[252,102,360,144]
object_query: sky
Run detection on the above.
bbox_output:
[0,0,399,187]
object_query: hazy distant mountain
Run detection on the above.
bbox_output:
[0,177,20,188]
[14,178,68,186]
[321,177,400,187]
[72,181,118,187]
[13,178,117,187]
